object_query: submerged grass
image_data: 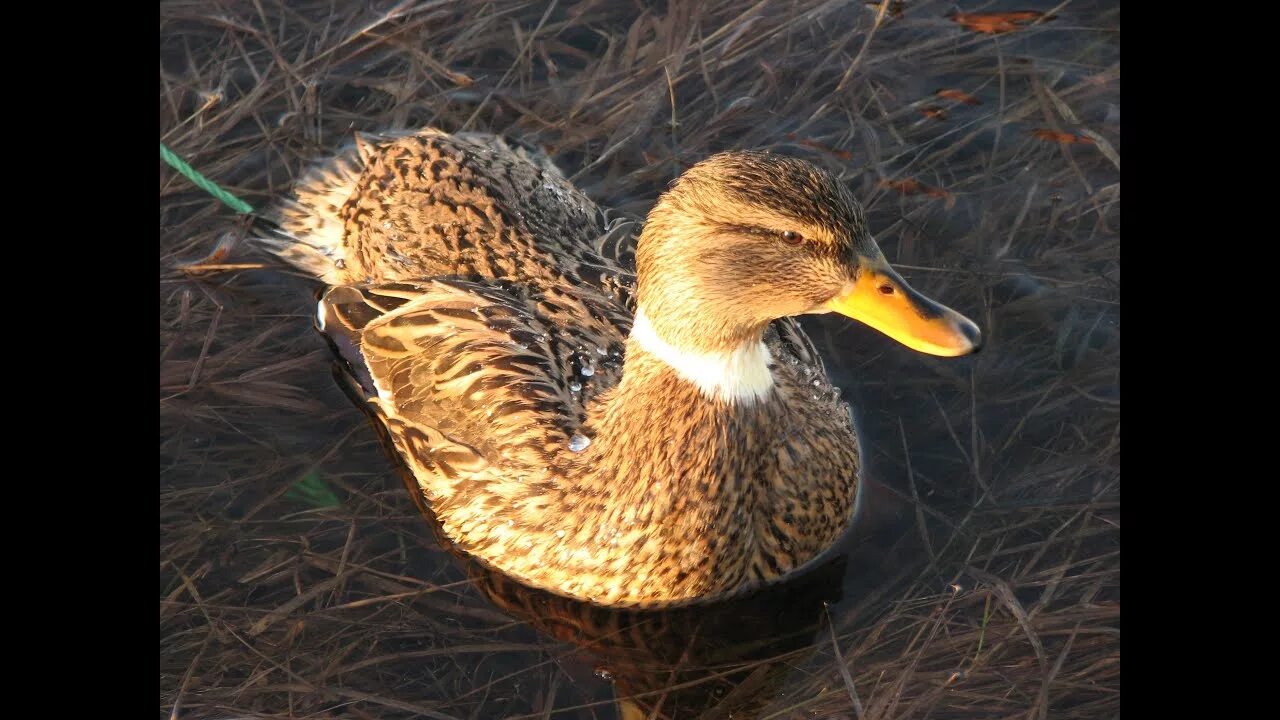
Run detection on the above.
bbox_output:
[160,1,1118,717]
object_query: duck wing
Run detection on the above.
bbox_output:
[318,278,630,502]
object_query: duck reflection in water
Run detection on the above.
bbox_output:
[409,473,910,717]
[359,372,915,718]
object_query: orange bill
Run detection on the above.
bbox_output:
[826,262,982,357]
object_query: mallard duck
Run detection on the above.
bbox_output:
[257,128,980,607]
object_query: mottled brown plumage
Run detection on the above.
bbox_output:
[258,128,970,607]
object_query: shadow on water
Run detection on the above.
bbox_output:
[340,347,922,717]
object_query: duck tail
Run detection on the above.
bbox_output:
[255,128,562,283]
[254,128,427,283]
[252,139,368,284]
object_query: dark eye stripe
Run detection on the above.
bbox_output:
[720,223,776,238]
[718,223,809,245]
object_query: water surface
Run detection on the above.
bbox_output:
[160,1,1119,717]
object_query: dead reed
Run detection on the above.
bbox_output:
[161,1,1118,717]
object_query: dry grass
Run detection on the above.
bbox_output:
[160,1,1118,718]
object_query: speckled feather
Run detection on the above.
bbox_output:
[261,129,861,606]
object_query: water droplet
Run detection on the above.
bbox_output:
[568,434,591,452]
[596,347,608,356]
[556,529,566,538]
[569,381,582,392]
[594,667,614,681]
[580,365,595,377]
[813,379,821,387]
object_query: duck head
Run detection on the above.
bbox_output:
[635,151,982,359]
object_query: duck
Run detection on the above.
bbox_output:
[256,128,981,607]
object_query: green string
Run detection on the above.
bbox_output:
[159,142,255,215]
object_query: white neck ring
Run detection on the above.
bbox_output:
[628,307,774,405]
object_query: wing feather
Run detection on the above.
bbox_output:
[319,277,626,502]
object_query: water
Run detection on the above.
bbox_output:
[161,1,1118,717]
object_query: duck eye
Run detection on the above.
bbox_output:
[878,284,895,295]
[780,230,803,245]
